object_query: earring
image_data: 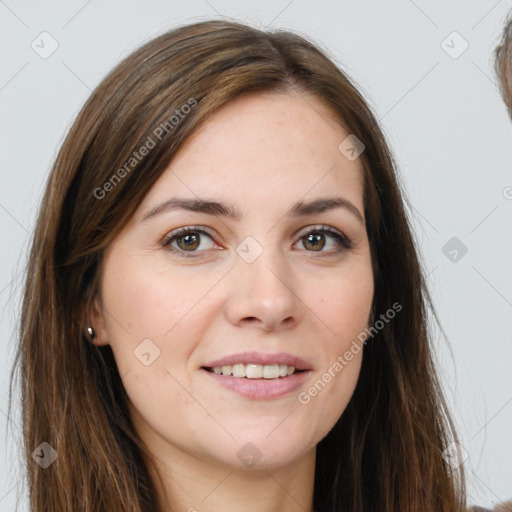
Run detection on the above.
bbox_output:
[86,326,96,339]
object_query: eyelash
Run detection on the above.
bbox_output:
[161,225,354,259]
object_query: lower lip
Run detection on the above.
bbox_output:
[201,369,311,399]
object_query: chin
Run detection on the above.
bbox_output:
[201,426,317,471]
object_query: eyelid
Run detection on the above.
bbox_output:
[295,224,341,239]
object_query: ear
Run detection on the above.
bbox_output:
[88,294,110,346]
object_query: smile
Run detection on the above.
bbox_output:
[200,351,313,399]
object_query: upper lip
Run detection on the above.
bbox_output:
[202,351,313,371]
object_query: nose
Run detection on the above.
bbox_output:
[223,244,302,332]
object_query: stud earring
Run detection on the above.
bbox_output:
[86,326,96,339]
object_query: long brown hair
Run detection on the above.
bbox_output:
[495,12,512,115]
[9,18,466,511]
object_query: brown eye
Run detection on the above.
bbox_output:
[302,232,326,251]
[176,232,200,251]
[163,227,216,257]
[295,226,354,254]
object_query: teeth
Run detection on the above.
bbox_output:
[209,363,297,379]
[263,364,279,379]
[232,364,245,378]
[246,364,263,379]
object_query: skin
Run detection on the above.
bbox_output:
[91,90,374,512]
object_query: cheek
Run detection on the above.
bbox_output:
[99,256,215,440]
[294,259,372,431]
[99,250,231,387]
[101,255,208,340]
[314,261,374,346]
[99,254,201,375]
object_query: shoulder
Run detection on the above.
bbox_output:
[468,502,512,512]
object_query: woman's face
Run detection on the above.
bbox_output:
[92,90,374,472]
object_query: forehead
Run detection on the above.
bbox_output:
[139,91,365,216]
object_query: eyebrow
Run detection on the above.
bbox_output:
[141,196,364,224]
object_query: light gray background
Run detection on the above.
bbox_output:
[1,0,511,510]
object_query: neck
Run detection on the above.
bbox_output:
[144,439,316,512]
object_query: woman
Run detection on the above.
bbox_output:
[474,14,512,512]
[495,12,512,116]
[9,19,468,511]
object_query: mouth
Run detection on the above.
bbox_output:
[201,351,312,379]
[199,351,312,399]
